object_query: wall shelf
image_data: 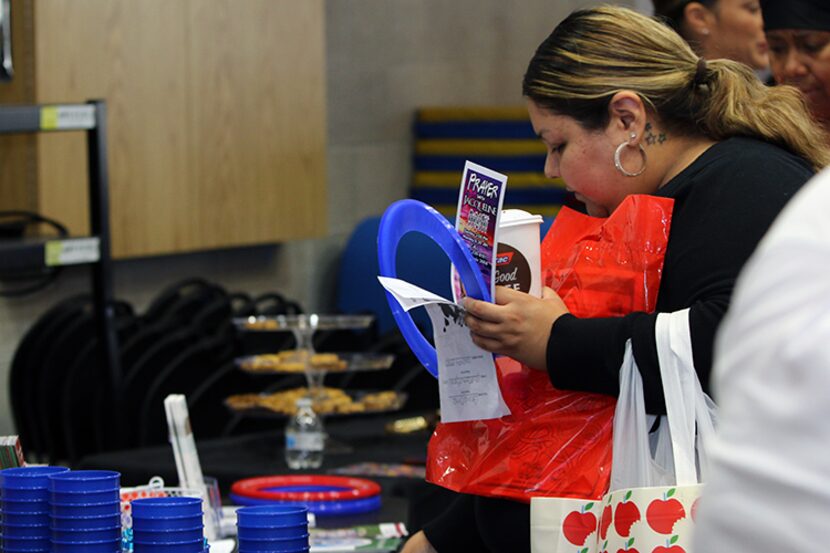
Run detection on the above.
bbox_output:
[0,100,124,442]
[0,236,100,272]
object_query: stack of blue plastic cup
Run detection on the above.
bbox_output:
[131,496,205,552]
[48,470,122,552]
[1,466,70,553]
[236,505,309,553]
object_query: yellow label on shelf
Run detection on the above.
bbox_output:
[45,238,100,266]
[39,105,95,130]
[40,106,58,130]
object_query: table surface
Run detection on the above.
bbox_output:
[80,413,439,530]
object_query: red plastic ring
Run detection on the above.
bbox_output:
[230,475,381,502]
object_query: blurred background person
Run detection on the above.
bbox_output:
[653,0,770,70]
[693,166,830,552]
[762,0,830,134]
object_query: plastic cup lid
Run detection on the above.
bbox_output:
[499,208,543,228]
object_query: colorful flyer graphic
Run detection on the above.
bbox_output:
[454,161,508,301]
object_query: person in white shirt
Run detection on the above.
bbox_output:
[694,166,830,551]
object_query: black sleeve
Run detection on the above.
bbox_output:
[545,142,810,414]
[422,494,488,552]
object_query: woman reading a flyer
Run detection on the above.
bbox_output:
[402,5,828,553]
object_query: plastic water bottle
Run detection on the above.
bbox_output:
[285,397,325,469]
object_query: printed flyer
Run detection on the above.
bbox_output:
[452,161,508,302]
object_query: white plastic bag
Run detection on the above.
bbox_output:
[599,309,717,552]
[610,309,716,491]
[610,341,675,492]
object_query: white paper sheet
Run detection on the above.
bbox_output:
[378,276,510,423]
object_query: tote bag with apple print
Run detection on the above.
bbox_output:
[598,309,716,553]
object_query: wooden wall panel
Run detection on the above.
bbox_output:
[0,0,36,214]
[33,0,194,254]
[10,0,326,257]
[185,0,327,250]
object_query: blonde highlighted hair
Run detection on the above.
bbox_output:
[522,5,830,171]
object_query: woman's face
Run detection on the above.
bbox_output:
[767,30,830,125]
[704,0,769,69]
[527,101,631,218]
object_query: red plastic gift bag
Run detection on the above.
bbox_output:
[426,194,674,503]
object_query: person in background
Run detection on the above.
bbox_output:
[653,0,769,70]
[692,167,830,552]
[761,0,830,134]
[402,5,828,552]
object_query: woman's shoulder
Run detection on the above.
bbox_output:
[665,137,814,199]
[702,137,814,181]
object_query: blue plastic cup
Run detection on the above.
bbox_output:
[50,538,121,552]
[1,487,50,501]
[48,471,120,493]
[0,466,70,490]
[1,498,49,513]
[2,544,51,553]
[51,525,122,542]
[2,522,50,538]
[51,488,121,504]
[50,500,120,517]
[133,525,204,543]
[50,513,121,530]
[237,535,309,552]
[131,497,203,518]
[2,510,50,525]
[236,523,307,539]
[132,513,202,531]
[2,535,51,551]
[236,505,308,527]
[132,538,204,552]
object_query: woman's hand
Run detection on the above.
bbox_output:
[400,530,438,553]
[463,286,569,371]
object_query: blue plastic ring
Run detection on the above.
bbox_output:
[229,493,381,516]
[377,199,490,377]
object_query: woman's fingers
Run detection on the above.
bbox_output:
[465,315,503,339]
[462,296,502,323]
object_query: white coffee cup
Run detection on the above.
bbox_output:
[495,209,544,297]
[451,208,544,301]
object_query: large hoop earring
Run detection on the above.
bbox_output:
[614,133,647,177]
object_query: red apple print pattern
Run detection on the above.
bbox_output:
[646,488,685,534]
[690,498,700,522]
[614,491,641,537]
[563,502,597,546]
[600,503,613,539]
[651,535,685,552]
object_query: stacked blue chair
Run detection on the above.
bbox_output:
[131,496,206,552]
[49,470,122,552]
[1,466,69,552]
[410,106,567,218]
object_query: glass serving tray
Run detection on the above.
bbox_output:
[234,314,374,332]
[224,388,407,418]
[234,351,395,374]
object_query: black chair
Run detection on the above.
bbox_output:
[120,290,232,447]
[10,295,91,459]
[137,324,237,446]
[38,300,137,464]
[61,305,140,465]
[119,280,229,377]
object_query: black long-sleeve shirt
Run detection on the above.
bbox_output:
[548,137,812,414]
[425,137,813,552]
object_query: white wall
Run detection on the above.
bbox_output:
[0,0,634,438]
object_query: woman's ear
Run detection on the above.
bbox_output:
[607,91,647,142]
[682,2,715,42]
